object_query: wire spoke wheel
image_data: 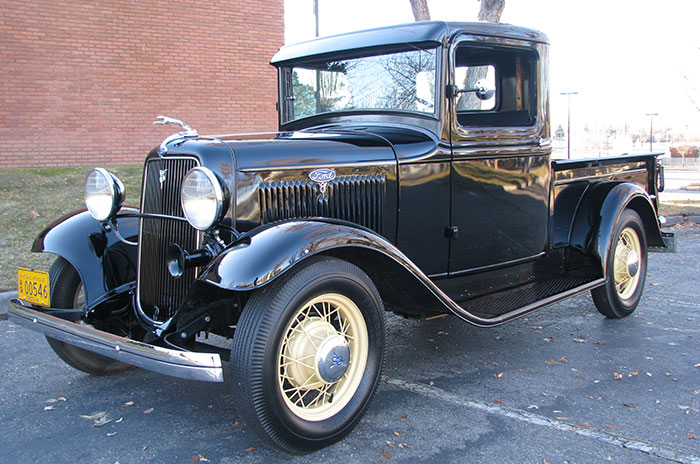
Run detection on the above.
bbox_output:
[278,293,368,421]
[592,209,647,318]
[230,257,385,453]
[613,228,642,300]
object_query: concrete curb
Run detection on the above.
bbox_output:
[661,215,700,228]
[0,291,17,321]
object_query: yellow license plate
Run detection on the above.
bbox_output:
[17,268,50,307]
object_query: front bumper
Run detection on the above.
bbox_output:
[8,299,223,382]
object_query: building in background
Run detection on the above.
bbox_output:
[0,0,284,169]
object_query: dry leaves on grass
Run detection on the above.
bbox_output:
[613,372,623,380]
[120,401,135,408]
[143,408,154,414]
[494,372,504,378]
[244,447,255,453]
[191,454,210,462]
[378,451,392,459]
[688,433,697,440]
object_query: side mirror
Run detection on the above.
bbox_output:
[473,79,495,101]
[449,79,495,100]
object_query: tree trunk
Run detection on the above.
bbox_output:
[409,0,431,21]
[478,0,505,22]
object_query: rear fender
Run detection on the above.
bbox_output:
[570,182,663,277]
[32,208,139,308]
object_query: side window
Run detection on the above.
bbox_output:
[454,46,537,127]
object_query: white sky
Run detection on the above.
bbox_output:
[284,0,700,136]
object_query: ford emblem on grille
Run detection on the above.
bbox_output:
[309,168,336,183]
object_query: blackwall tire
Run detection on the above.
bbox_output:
[591,209,648,318]
[230,257,385,453]
[45,257,133,375]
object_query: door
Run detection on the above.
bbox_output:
[448,38,551,273]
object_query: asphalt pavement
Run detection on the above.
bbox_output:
[1,225,699,464]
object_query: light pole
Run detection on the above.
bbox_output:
[645,113,658,152]
[560,92,578,159]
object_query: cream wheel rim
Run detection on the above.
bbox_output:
[613,227,642,300]
[277,293,368,421]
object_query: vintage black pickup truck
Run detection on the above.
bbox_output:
[11,21,668,452]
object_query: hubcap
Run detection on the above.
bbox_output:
[277,293,368,421]
[613,227,642,300]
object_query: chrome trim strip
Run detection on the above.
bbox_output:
[8,299,223,382]
[554,168,648,186]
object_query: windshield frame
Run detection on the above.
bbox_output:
[277,43,443,126]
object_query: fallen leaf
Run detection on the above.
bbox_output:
[541,392,549,397]
[623,403,636,408]
[586,395,594,400]
[44,406,55,411]
[143,408,154,414]
[57,397,67,402]
[577,422,591,428]
[107,432,117,437]
[393,431,402,437]
[429,381,434,386]
[594,340,607,345]
[688,433,697,440]
[399,415,407,420]
[493,399,503,404]
[386,441,395,447]
[80,412,109,425]
[494,372,504,378]
[605,424,618,430]
[556,416,568,421]
[397,443,411,449]
[115,417,123,423]
[527,405,539,409]
[244,447,255,453]
[649,282,659,286]
[120,401,135,408]
[192,454,211,462]
[378,451,392,459]
[29,210,39,219]
[545,359,557,365]
[233,420,241,426]
[573,338,586,343]
[628,370,640,377]
[613,372,623,380]
[604,457,613,462]
[559,356,568,362]
[93,417,111,427]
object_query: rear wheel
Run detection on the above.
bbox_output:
[230,257,385,453]
[45,257,133,375]
[592,209,647,318]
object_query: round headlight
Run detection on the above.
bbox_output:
[181,167,228,230]
[84,168,124,222]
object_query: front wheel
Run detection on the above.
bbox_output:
[591,209,648,318]
[230,257,385,453]
[45,257,133,375]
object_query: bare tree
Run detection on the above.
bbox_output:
[409,0,431,21]
[477,0,505,22]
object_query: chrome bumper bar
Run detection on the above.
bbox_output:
[8,299,223,383]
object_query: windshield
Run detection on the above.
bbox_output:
[280,46,438,123]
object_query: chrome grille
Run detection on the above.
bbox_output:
[259,174,385,233]
[138,157,198,322]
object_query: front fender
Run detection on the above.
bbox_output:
[570,182,663,277]
[200,219,406,290]
[32,208,139,308]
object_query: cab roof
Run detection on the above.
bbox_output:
[270,21,548,65]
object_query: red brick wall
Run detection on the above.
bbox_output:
[0,0,284,169]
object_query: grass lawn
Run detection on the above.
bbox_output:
[1,165,699,291]
[0,166,142,291]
